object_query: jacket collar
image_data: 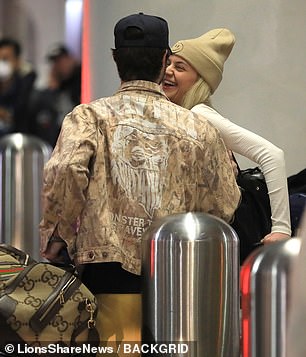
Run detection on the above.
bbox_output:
[117,80,169,100]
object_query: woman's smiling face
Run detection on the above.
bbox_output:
[162,54,198,105]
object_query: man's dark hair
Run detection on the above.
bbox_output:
[112,47,166,82]
[0,38,22,57]
[112,26,167,82]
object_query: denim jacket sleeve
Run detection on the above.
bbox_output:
[39,104,98,256]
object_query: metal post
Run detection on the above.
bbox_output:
[0,133,51,260]
[241,238,301,357]
[142,212,240,357]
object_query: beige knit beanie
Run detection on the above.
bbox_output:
[171,28,235,94]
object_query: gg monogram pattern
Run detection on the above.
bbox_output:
[0,245,99,346]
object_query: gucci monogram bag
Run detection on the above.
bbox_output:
[0,244,99,355]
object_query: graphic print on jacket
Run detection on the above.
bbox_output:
[111,121,169,219]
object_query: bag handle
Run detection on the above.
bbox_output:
[0,244,36,266]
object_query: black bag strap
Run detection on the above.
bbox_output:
[231,153,242,174]
[232,154,265,182]
[71,319,100,348]
[70,299,100,353]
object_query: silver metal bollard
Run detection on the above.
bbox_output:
[0,133,52,260]
[241,238,301,357]
[141,212,240,357]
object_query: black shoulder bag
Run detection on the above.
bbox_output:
[230,157,272,263]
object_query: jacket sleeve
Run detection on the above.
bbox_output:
[39,104,98,255]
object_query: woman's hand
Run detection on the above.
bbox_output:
[261,232,291,244]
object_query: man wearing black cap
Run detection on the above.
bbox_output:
[46,43,81,106]
[40,13,240,346]
[28,44,81,147]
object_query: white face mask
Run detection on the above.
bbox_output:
[0,60,13,80]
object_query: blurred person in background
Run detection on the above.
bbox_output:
[29,44,81,147]
[46,43,81,107]
[0,37,36,136]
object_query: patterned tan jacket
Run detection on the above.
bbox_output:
[40,80,241,275]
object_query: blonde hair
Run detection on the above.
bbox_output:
[180,78,212,110]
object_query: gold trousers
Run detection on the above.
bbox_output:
[95,293,141,356]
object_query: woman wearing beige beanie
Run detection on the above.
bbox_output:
[163,28,291,261]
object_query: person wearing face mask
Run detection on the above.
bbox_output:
[0,38,36,136]
[162,29,291,262]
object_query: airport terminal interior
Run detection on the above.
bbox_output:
[0,1,306,356]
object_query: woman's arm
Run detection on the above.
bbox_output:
[192,104,291,238]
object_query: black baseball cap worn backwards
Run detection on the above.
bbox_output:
[114,12,170,50]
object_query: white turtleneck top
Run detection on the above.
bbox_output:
[192,103,291,236]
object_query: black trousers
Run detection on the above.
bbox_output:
[81,262,141,294]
